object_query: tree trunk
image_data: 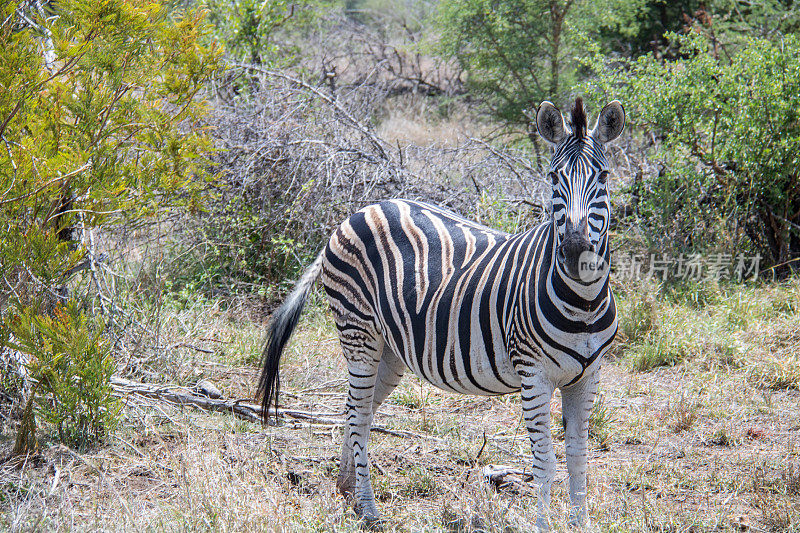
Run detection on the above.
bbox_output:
[548,0,571,98]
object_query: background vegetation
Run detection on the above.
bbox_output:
[1,0,799,530]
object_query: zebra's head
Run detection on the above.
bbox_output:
[536,97,625,283]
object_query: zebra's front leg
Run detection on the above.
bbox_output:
[521,375,556,532]
[561,370,599,528]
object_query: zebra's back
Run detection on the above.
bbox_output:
[321,199,547,396]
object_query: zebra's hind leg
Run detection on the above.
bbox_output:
[337,345,405,501]
[561,370,599,528]
[521,374,556,532]
[334,328,386,523]
[371,347,406,413]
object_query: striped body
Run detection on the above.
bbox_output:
[322,199,616,396]
[257,98,626,529]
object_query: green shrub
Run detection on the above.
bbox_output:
[586,32,800,272]
[0,0,221,440]
[171,192,323,300]
[8,304,120,449]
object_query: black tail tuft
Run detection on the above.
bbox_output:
[256,252,324,424]
[256,298,306,424]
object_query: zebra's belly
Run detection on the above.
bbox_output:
[381,314,523,397]
[404,348,522,396]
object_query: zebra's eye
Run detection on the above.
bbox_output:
[598,170,609,185]
[549,172,558,186]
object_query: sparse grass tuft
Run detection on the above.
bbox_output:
[391,387,425,409]
[706,425,740,447]
[748,355,800,390]
[627,332,688,372]
[589,393,615,451]
[752,460,800,497]
[664,396,700,433]
[400,466,437,498]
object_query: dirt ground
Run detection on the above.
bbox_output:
[2,307,799,532]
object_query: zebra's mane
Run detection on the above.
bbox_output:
[570,97,587,139]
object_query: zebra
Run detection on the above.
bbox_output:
[257,97,625,530]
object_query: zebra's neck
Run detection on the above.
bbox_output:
[542,222,611,322]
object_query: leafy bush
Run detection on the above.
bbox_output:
[0,0,221,446]
[175,190,323,299]
[0,0,221,307]
[9,304,120,449]
[587,32,800,272]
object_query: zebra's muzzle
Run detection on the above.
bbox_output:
[557,218,596,281]
[557,237,595,280]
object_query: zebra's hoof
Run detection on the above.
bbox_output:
[359,515,385,531]
[568,509,591,530]
[534,517,550,532]
[354,502,382,530]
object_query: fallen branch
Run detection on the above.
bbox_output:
[110,377,439,441]
[482,464,536,493]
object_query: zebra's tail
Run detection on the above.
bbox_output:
[256,251,324,424]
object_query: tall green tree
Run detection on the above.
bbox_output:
[436,0,646,136]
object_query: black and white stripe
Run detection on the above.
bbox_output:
[257,98,625,529]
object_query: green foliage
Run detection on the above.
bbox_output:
[8,303,120,448]
[203,0,331,65]
[437,0,570,126]
[587,0,800,59]
[170,191,323,299]
[436,0,646,128]
[0,0,221,445]
[586,31,800,270]
[0,0,221,306]
[592,0,698,57]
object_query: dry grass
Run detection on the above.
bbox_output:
[376,94,494,148]
[2,282,800,532]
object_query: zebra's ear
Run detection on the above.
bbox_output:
[592,100,625,144]
[536,101,566,145]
